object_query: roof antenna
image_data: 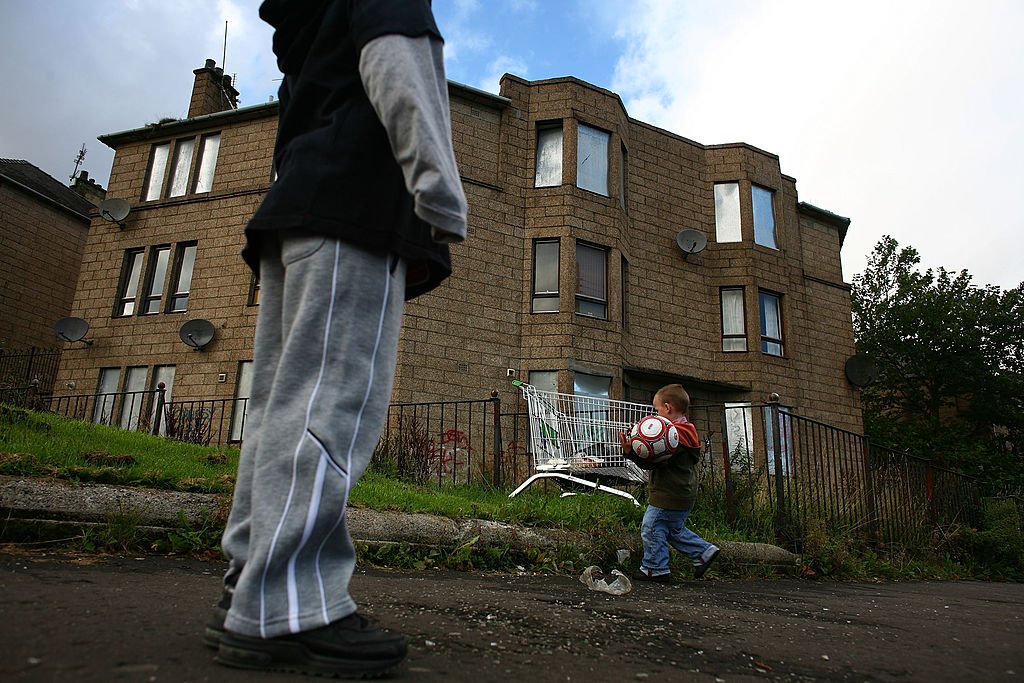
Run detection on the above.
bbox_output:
[70,143,86,182]
[222,20,228,76]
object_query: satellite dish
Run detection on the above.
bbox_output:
[675,229,708,260]
[98,198,131,228]
[179,319,216,350]
[55,317,93,345]
[844,355,878,387]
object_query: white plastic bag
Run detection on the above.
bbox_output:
[579,565,632,595]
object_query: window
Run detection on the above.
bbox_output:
[528,370,558,395]
[120,366,148,430]
[759,290,784,356]
[573,372,611,444]
[723,402,754,470]
[115,242,198,316]
[93,368,121,425]
[720,287,747,351]
[142,133,221,201]
[194,134,221,193]
[248,274,261,306]
[752,185,777,248]
[230,361,254,442]
[714,182,741,243]
[144,143,170,201]
[619,144,628,210]
[168,138,196,197]
[114,249,145,317]
[140,246,171,315]
[621,256,629,331]
[535,123,562,187]
[577,124,609,196]
[168,242,197,312]
[532,239,559,313]
[575,242,608,319]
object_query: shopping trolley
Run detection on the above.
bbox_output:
[508,380,654,506]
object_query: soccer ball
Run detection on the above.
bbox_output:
[628,415,681,463]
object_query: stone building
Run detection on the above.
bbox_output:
[0,160,99,351]
[54,60,861,444]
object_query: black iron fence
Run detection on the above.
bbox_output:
[0,384,248,448]
[376,393,519,488]
[0,347,61,394]
[686,402,998,551]
[2,382,1017,551]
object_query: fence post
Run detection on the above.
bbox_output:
[26,347,37,384]
[925,460,937,530]
[490,390,502,489]
[863,440,879,545]
[152,383,166,436]
[768,395,787,544]
[720,408,735,527]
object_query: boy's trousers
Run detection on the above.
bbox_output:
[221,232,407,639]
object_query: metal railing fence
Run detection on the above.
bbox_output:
[2,383,1016,552]
[0,347,61,394]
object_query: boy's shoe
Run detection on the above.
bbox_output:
[693,546,721,579]
[202,589,231,649]
[632,568,673,583]
[215,612,408,679]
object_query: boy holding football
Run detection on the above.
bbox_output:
[619,383,720,582]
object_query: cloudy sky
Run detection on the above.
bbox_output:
[1,0,1021,289]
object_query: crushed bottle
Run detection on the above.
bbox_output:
[579,565,632,595]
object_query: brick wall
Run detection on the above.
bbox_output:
[54,72,863,435]
[0,183,89,349]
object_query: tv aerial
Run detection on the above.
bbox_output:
[675,229,708,261]
[98,198,131,229]
[55,317,93,346]
[179,319,216,351]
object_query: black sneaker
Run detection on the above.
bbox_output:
[632,569,673,583]
[202,589,231,649]
[216,612,408,679]
[693,547,721,579]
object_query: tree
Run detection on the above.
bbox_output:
[851,236,1024,484]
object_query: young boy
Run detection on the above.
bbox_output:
[619,383,720,582]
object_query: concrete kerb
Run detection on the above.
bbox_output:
[0,476,801,571]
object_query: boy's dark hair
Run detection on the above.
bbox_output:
[655,383,690,413]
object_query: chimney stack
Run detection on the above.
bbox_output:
[188,58,239,118]
[70,170,106,207]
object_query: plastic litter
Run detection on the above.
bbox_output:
[579,565,632,595]
[616,549,630,565]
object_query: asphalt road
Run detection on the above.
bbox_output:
[0,548,1021,682]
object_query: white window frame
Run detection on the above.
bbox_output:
[577,124,609,196]
[532,239,560,313]
[720,287,747,352]
[115,249,145,317]
[759,290,784,357]
[140,245,171,315]
[575,241,608,320]
[535,123,563,188]
[142,133,221,201]
[168,243,197,313]
[714,182,742,243]
[752,185,778,249]
[93,368,121,425]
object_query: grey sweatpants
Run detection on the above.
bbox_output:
[221,232,406,639]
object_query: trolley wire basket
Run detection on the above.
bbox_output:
[508,380,654,505]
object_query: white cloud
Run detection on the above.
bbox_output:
[0,0,276,188]
[610,0,1024,288]
[477,55,530,94]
